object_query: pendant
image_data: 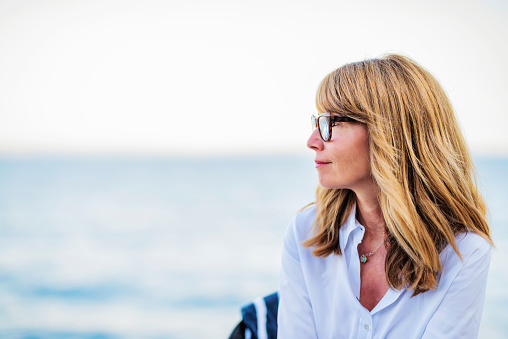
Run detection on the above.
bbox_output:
[360,254,367,263]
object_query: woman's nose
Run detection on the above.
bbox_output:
[307,128,324,151]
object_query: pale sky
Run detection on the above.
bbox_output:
[0,0,507,156]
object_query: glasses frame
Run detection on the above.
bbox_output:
[311,113,357,142]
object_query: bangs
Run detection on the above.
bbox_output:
[315,72,344,113]
[315,65,370,123]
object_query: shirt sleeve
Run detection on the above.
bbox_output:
[277,216,318,339]
[422,237,492,339]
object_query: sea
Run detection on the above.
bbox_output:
[0,154,506,339]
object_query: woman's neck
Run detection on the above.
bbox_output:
[355,190,386,240]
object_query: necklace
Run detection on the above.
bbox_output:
[360,239,385,264]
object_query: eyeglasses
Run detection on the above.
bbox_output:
[311,113,357,142]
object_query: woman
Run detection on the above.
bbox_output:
[278,54,492,338]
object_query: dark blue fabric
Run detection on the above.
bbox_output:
[241,303,258,338]
[264,292,279,339]
[240,292,279,339]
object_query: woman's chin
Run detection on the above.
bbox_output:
[318,176,354,190]
[318,178,343,190]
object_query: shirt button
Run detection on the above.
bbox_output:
[364,324,370,331]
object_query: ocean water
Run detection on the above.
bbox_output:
[0,155,506,339]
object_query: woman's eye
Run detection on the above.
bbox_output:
[331,120,343,127]
[331,117,355,126]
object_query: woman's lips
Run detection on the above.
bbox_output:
[315,160,331,168]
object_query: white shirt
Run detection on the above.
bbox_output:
[278,204,491,339]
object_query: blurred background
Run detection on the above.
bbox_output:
[0,0,507,338]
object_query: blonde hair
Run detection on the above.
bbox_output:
[303,54,492,295]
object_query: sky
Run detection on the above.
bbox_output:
[0,0,507,156]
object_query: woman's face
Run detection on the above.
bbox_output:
[307,115,372,192]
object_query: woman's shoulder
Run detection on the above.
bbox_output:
[455,231,492,257]
[285,204,317,242]
[432,230,493,300]
[441,231,492,268]
[294,204,317,229]
[295,204,317,223]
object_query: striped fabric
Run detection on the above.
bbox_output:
[229,292,279,339]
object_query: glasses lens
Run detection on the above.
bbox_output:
[318,115,330,141]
